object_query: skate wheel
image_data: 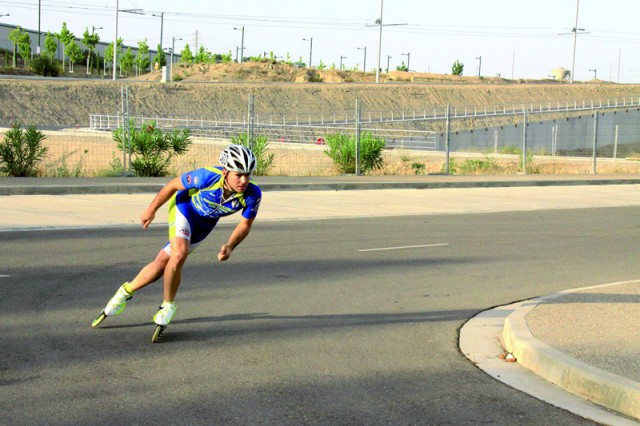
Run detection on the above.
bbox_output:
[151,325,166,343]
[91,312,107,328]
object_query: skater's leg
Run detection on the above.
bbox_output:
[163,236,190,302]
[128,249,170,292]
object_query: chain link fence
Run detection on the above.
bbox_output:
[2,83,639,177]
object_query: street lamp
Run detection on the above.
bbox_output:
[476,56,482,77]
[386,54,391,73]
[339,55,346,71]
[302,37,313,68]
[401,51,410,71]
[170,36,183,81]
[152,12,164,52]
[234,26,244,63]
[588,68,597,80]
[92,26,103,34]
[113,2,144,80]
[357,46,367,72]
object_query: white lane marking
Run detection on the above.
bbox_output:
[0,275,10,278]
[358,243,449,252]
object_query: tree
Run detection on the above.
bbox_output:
[194,46,212,64]
[82,27,100,74]
[66,41,83,72]
[153,44,166,67]
[136,39,150,74]
[120,47,135,75]
[56,22,75,72]
[44,32,58,60]
[180,44,193,65]
[451,60,464,76]
[105,38,123,75]
[17,31,31,67]
[396,61,408,72]
[8,26,25,67]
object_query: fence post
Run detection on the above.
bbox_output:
[445,104,451,175]
[613,124,619,160]
[125,85,132,176]
[592,111,598,174]
[521,110,528,174]
[247,93,255,148]
[355,99,362,176]
[120,86,127,177]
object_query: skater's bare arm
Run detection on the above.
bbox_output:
[218,217,255,262]
[141,177,185,229]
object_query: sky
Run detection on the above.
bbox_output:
[0,0,639,83]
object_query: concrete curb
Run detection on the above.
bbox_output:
[503,281,640,421]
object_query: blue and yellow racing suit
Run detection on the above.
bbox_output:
[163,166,261,254]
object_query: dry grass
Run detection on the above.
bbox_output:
[30,129,640,177]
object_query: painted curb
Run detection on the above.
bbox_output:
[503,281,640,420]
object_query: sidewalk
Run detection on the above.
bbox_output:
[2,174,640,421]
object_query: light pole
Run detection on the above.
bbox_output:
[234,26,244,63]
[476,56,482,77]
[152,12,164,52]
[92,26,103,33]
[339,55,346,71]
[570,0,581,83]
[401,51,410,71]
[357,46,367,72]
[170,36,182,81]
[386,54,391,73]
[37,0,41,54]
[589,68,597,80]
[113,0,119,80]
[302,37,313,67]
[113,2,144,80]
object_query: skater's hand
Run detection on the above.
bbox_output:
[217,244,232,262]
[141,207,156,229]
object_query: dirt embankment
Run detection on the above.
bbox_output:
[1,62,640,127]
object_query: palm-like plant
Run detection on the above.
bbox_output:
[0,123,48,176]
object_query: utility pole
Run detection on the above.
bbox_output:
[371,0,406,83]
[303,37,313,67]
[476,56,482,77]
[234,26,245,63]
[570,0,580,83]
[37,0,41,54]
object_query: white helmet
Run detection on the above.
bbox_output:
[219,144,257,174]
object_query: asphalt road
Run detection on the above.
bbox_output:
[4,207,639,425]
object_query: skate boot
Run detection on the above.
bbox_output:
[91,283,134,328]
[151,301,176,343]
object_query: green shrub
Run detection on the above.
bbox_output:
[113,120,192,177]
[324,131,385,174]
[458,157,501,174]
[411,162,426,175]
[230,133,274,176]
[0,123,48,176]
[30,56,59,76]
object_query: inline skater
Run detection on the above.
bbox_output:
[91,144,262,342]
